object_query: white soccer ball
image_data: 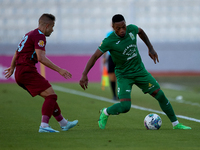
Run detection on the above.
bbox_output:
[144,113,162,130]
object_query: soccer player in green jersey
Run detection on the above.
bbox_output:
[79,14,191,130]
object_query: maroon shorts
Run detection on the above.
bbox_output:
[15,65,51,97]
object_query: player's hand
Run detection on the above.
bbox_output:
[59,69,72,79]
[79,74,88,90]
[148,48,159,64]
[4,67,14,79]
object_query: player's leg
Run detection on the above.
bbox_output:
[106,100,131,115]
[136,72,191,129]
[52,102,78,131]
[98,100,131,129]
[39,96,59,132]
[151,89,191,129]
[135,73,178,122]
[98,77,133,129]
[108,56,117,100]
[152,88,178,124]
[151,89,177,123]
[40,87,78,131]
[108,73,117,100]
[15,66,59,132]
[39,87,57,127]
[18,67,77,132]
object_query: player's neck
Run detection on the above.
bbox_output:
[38,26,45,35]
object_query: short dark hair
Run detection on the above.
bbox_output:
[112,14,125,23]
[39,13,55,24]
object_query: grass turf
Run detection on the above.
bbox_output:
[0,76,200,150]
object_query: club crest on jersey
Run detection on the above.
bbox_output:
[129,33,135,40]
[38,40,45,47]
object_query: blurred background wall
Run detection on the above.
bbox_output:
[0,0,200,82]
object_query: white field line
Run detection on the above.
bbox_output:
[52,84,200,123]
[161,83,200,107]
[160,83,188,91]
[168,98,200,107]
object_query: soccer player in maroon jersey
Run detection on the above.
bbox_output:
[4,14,78,133]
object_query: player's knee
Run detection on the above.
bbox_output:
[40,87,56,98]
[155,90,164,100]
[45,94,58,101]
[51,94,58,101]
[120,101,131,113]
[154,90,167,103]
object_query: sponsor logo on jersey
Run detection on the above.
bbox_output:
[123,44,136,55]
[129,32,135,40]
[122,44,138,60]
[38,40,45,47]
[148,83,155,90]
[127,52,137,60]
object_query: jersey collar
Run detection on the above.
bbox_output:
[113,30,127,39]
[38,29,44,35]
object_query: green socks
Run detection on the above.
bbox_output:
[105,89,177,123]
[107,101,131,115]
[154,90,177,122]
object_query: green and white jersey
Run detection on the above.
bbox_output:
[98,24,148,78]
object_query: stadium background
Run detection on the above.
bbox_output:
[0,0,200,82]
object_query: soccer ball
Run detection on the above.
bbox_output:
[144,113,162,130]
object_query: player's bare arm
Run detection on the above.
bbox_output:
[80,49,103,90]
[4,50,17,79]
[35,49,72,79]
[138,28,159,64]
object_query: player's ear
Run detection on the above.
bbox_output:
[45,23,49,29]
[112,23,115,30]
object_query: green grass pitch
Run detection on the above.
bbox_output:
[0,76,200,150]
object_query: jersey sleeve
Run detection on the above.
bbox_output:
[98,38,111,53]
[34,34,46,51]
